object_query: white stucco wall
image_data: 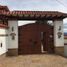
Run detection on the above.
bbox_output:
[0,29,8,55]
[8,20,18,49]
[54,20,64,47]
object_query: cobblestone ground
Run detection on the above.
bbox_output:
[0,54,67,67]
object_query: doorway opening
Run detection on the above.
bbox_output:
[41,32,47,53]
[18,20,54,54]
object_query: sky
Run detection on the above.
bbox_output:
[0,0,67,32]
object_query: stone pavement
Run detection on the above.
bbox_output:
[0,54,67,67]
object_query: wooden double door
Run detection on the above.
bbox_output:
[18,23,54,54]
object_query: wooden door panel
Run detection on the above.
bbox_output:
[18,23,54,54]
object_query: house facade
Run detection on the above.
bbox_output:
[0,5,67,56]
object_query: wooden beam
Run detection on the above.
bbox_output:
[35,14,40,18]
[57,14,62,17]
[30,14,35,17]
[52,14,57,18]
[46,14,51,19]
[24,14,29,17]
[41,15,46,18]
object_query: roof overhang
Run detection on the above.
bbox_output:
[0,5,67,20]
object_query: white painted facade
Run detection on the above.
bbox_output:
[54,20,64,47]
[0,28,8,55]
[0,20,18,55]
[8,20,18,49]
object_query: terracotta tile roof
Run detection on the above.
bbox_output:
[5,11,67,20]
[0,5,67,20]
[0,5,9,12]
[4,11,67,16]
